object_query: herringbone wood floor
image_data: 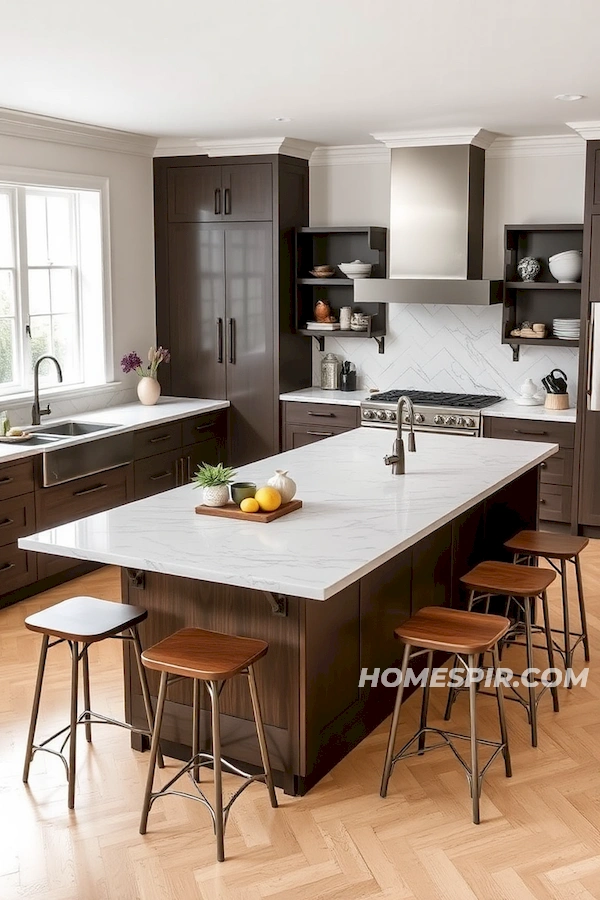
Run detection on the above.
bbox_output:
[3,551,600,899]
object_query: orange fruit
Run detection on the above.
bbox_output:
[240,497,259,513]
[254,486,281,512]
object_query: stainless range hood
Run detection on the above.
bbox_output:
[354,137,502,306]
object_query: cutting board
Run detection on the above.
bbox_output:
[195,499,303,523]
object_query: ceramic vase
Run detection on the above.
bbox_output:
[202,485,230,507]
[137,376,161,406]
[267,470,297,503]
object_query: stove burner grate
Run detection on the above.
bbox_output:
[368,390,503,409]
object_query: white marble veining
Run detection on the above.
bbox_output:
[20,428,556,602]
[280,387,370,406]
[482,399,576,425]
[0,397,229,464]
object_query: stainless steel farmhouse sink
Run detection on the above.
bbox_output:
[40,430,133,486]
[35,421,117,437]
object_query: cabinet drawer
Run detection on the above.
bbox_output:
[539,484,572,523]
[134,449,180,500]
[0,494,35,548]
[181,412,223,447]
[182,439,220,483]
[485,416,575,448]
[284,423,351,451]
[540,449,574,486]
[0,458,35,501]
[36,464,131,531]
[134,422,182,459]
[0,543,36,594]
[283,401,359,429]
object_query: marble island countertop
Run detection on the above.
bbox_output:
[0,397,230,464]
[20,427,556,602]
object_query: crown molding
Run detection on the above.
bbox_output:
[0,107,156,156]
[194,136,317,160]
[371,128,498,150]
[309,144,390,166]
[566,121,600,141]
[487,134,585,158]
[153,137,204,157]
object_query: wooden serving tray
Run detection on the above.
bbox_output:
[195,499,303,523]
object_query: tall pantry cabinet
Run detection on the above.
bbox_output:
[154,154,312,465]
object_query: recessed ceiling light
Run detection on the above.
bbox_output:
[273,116,292,122]
[554,93,586,102]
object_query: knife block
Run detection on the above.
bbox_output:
[545,393,570,410]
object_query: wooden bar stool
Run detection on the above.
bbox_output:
[380,606,512,825]
[505,531,590,674]
[446,561,559,747]
[139,627,278,862]
[23,596,163,809]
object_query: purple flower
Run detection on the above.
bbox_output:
[120,351,143,374]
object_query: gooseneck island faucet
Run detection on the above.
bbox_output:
[384,395,417,475]
[31,355,63,426]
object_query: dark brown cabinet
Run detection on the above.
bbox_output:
[0,457,36,595]
[155,154,312,466]
[282,401,360,451]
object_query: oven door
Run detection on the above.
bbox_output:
[360,421,480,437]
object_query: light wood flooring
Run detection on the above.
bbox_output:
[3,550,600,899]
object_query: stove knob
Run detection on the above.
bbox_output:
[465,416,475,428]
[403,413,410,423]
[385,410,396,421]
[376,410,387,421]
[444,416,457,426]
[433,414,444,425]
[363,409,374,419]
[456,417,465,427]
[414,413,425,424]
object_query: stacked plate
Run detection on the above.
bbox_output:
[553,318,580,340]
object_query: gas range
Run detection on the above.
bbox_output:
[360,390,503,436]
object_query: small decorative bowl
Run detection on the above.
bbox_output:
[548,250,582,283]
[339,260,372,279]
[309,265,336,278]
[231,482,256,506]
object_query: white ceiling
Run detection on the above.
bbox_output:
[3,0,600,145]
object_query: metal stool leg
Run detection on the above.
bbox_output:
[443,655,457,721]
[131,626,164,768]
[210,680,225,863]
[560,560,573,679]
[247,665,278,809]
[574,555,590,662]
[380,642,411,798]
[541,591,560,712]
[491,645,512,778]
[82,645,92,743]
[468,653,480,825]
[523,599,538,747]
[140,670,168,835]
[23,634,50,783]
[192,678,201,783]
[68,641,79,809]
[418,651,433,753]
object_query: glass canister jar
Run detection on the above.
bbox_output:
[321,353,340,390]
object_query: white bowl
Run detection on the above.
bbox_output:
[548,249,582,283]
[339,260,372,279]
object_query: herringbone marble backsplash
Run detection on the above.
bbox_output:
[312,304,580,398]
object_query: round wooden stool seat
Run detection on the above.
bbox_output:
[141,627,268,680]
[24,596,148,642]
[505,530,588,561]
[395,606,510,656]
[460,560,555,597]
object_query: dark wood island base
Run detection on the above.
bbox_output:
[122,468,539,796]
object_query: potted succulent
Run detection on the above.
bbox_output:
[192,462,237,508]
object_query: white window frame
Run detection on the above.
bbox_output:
[0,165,113,401]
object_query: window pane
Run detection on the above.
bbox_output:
[0,270,14,316]
[29,315,52,370]
[50,268,75,313]
[52,314,79,382]
[26,194,49,266]
[28,269,51,315]
[0,318,14,384]
[47,195,73,265]
[0,193,13,267]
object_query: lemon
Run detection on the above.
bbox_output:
[254,486,282,512]
[240,497,259,514]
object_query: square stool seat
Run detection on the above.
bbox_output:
[505,530,589,561]
[141,627,269,680]
[25,596,148,642]
[460,560,555,597]
[395,606,510,655]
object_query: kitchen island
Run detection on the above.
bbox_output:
[20,428,556,794]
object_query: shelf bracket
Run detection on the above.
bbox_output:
[509,343,520,362]
[311,335,325,352]
[373,335,385,354]
[263,592,288,617]
[127,568,145,589]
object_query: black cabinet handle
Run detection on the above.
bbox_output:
[514,429,548,436]
[227,318,235,364]
[224,187,231,215]
[214,188,221,215]
[0,476,13,485]
[73,483,108,497]
[306,431,334,437]
[0,562,15,572]
[150,471,172,482]
[187,455,191,482]
[149,434,171,444]
[216,318,223,364]
[0,517,14,527]
[195,423,213,432]
[308,411,335,418]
